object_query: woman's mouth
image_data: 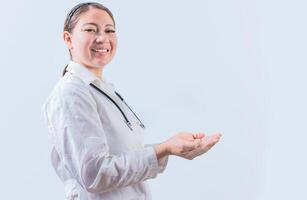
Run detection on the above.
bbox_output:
[91,48,110,53]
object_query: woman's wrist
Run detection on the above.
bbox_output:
[154,142,169,159]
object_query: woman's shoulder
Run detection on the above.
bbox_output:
[43,73,92,108]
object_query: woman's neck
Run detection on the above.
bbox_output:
[73,59,104,80]
[88,67,103,81]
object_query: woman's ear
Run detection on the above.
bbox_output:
[63,31,73,50]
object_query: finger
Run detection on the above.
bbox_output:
[201,135,221,150]
[193,132,206,139]
[204,133,222,142]
[212,132,222,138]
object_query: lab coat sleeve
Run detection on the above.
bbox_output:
[145,143,169,173]
[43,84,162,194]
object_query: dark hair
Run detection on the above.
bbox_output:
[62,2,115,76]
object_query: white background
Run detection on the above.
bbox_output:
[0,0,306,199]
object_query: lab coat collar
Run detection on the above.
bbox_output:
[66,61,102,87]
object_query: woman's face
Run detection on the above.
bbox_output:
[64,8,117,69]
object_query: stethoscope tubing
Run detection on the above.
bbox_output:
[89,83,145,131]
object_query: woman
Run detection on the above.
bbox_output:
[42,2,222,200]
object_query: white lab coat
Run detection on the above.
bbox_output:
[41,61,168,200]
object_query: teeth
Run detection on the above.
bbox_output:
[92,48,109,53]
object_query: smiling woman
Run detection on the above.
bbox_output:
[41,2,221,200]
[62,2,117,78]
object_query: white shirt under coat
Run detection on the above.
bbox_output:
[41,61,168,200]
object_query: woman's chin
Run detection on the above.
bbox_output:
[89,60,109,68]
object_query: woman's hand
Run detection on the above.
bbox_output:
[181,133,222,160]
[154,132,221,160]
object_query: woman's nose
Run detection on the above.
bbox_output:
[95,32,108,43]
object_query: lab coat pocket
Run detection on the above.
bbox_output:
[64,179,82,200]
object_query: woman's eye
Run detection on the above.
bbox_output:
[106,30,116,34]
[84,28,96,33]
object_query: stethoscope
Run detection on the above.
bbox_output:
[64,67,145,131]
[89,83,145,131]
